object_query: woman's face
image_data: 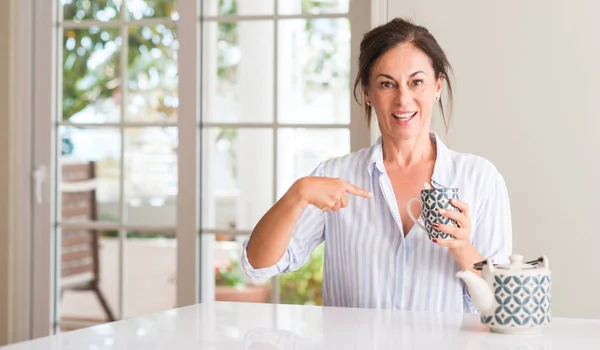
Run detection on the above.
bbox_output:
[365,43,442,142]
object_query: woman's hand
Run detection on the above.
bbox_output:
[432,199,483,271]
[292,176,371,212]
[432,199,471,248]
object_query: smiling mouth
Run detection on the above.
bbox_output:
[392,112,417,122]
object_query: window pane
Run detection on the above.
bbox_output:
[59,126,121,223]
[201,128,273,231]
[58,228,119,329]
[278,19,350,124]
[276,128,350,306]
[127,0,178,20]
[62,0,122,22]
[63,27,121,123]
[124,232,176,318]
[202,21,274,123]
[127,25,178,122]
[214,239,272,303]
[124,127,178,226]
[203,0,274,16]
[277,128,350,198]
[278,0,348,15]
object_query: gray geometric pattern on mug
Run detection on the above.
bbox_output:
[421,188,459,239]
[480,274,552,327]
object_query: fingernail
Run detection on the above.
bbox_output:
[432,239,438,243]
[438,209,446,215]
[433,222,440,227]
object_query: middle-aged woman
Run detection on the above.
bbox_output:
[240,17,512,313]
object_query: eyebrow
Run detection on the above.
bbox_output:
[375,71,426,80]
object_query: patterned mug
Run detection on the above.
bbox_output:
[406,188,460,240]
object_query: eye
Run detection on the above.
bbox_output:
[411,79,424,86]
[380,81,394,88]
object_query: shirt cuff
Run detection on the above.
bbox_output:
[240,238,288,281]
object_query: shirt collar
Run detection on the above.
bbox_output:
[367,131,454,188]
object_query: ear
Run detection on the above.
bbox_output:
[435,73,443,98]
[362,85,371,105]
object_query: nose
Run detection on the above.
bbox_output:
[395,85,412,105]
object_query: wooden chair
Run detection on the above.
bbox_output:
[60,160,116,322]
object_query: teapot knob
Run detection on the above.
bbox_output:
[509,254,523,265]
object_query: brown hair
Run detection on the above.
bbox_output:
[353,17,454,134]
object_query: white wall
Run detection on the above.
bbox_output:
[0,0,12,342]
[388,0,600,319]
[0,0,23,344]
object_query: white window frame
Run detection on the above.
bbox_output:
[31,0,58,338]
[22,0,385,340]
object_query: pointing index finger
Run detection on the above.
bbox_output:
[344,182,372,198]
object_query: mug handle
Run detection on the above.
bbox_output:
[406,197,427,232]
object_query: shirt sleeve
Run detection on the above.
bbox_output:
[463,170,513,312]
[240,163,326,281]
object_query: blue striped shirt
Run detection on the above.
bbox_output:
[241,132,512,313]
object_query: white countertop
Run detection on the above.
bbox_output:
[3,302,599,349]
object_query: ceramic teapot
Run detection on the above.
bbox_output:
[456,254,551,334]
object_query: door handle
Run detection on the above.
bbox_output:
[32,165,47,204]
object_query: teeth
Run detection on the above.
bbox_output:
[393,112,415,119]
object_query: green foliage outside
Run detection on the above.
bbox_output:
[215,251,247,289]
[279,243,324,305]
[62,0,178,123]
[214,243,325,306]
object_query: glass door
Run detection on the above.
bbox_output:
[32,0,192,334]
[31,0,372,337]
[199,0,370,305]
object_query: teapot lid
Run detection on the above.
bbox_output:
[496,254,542,270]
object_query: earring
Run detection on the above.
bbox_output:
[366,101,371,106]
[435,96,440,101]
